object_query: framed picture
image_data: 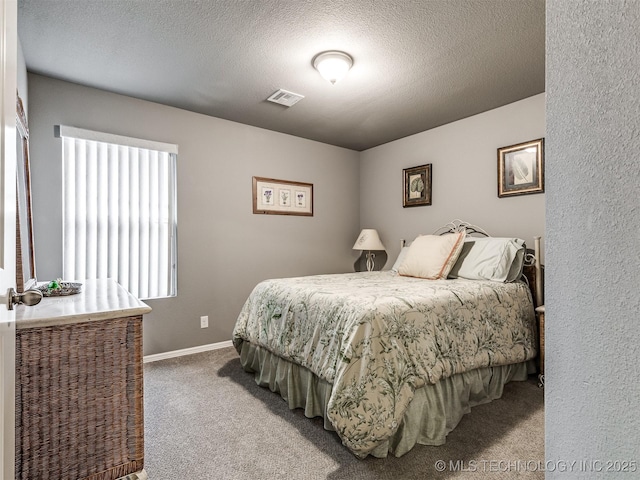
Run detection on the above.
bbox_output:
[252,176,313,216]
[403,164,432,207]
[497,138,544,197]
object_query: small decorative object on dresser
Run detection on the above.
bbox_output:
[403,163,432,207]
[36,279,82,296]
[497,138,544,197]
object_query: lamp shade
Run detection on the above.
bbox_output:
[313,51,353,84]
[353,229,386,251]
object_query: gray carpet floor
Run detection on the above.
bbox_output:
[144,347,544,479]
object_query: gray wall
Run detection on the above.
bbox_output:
[546,0,640,473]
[27,74,360,355]
[360,94,546,267]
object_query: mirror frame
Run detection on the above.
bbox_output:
[16,94,36,291]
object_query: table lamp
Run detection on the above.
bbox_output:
[353,229,386,272]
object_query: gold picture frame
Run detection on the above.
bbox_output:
[252,176,313,216]
[403,164,432,207]
[498,138,544,197]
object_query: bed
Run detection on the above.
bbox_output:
[232,221,542,458]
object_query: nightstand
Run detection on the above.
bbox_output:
[535,305,545,387]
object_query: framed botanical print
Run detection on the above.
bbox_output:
[403,164,432,207]
[498,138,544,197]
[252,176,313,216]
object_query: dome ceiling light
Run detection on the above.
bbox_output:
[312,51,353,85]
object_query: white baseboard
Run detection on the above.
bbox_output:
[143,340,233,363]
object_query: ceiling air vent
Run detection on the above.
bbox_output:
[266,89,304,107]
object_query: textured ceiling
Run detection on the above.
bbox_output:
[18,0,545,151]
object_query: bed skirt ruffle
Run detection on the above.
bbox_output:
[237,340,535,458]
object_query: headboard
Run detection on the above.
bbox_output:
[400,219,544,307]
[432,219,489,237]
[523,236,544,308]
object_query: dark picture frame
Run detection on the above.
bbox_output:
[252,176,313,216]
[403,164,432,207]
[497,138,544,198]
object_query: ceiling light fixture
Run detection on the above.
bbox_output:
[312,51,353,85]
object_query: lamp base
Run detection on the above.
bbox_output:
[366,251,376,272]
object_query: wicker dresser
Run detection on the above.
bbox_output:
[14,279,152,480]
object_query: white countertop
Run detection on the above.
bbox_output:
[15,278,152,329]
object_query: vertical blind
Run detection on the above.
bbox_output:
[59,126,177,299]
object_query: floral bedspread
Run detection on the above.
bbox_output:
[232,271,536,457]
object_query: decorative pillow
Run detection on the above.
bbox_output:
[448,237,526,282]
[398,232,466,280]
[391,246,410,273]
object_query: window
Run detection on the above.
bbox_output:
[57,126,177,299]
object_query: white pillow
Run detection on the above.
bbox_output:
[448,237,526,282]
[398,232,466,280]
[391,246,410,273]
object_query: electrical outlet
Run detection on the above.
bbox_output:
[200,315,209,328]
